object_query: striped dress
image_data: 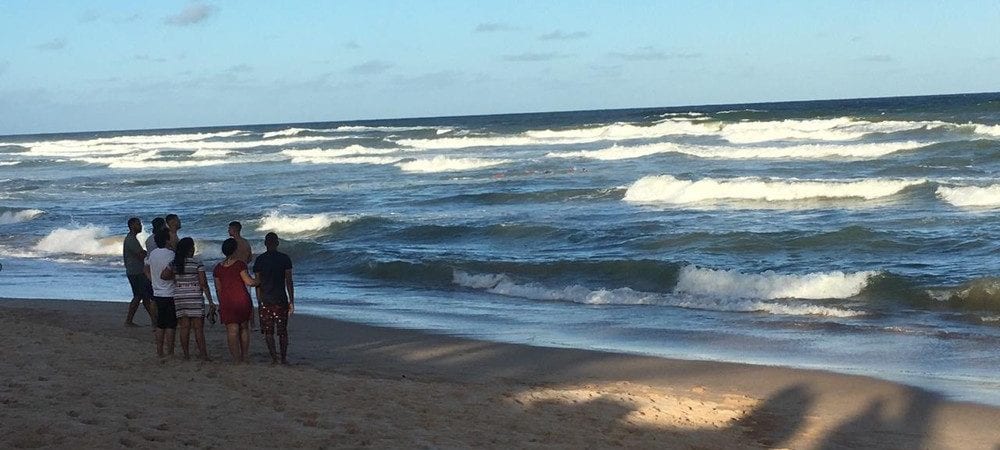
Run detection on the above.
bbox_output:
[173,258,206,318]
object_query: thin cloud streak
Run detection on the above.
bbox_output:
[609,46,701,61]
[539,30,589,41]
[35,38,68,51]
[502,52,571,62]
[164,3,216,26]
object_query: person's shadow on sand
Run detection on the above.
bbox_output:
[517,384,815,448]
[516,383,948,449]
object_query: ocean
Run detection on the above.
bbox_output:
[1,93,998,404]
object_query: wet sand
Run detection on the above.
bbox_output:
[1,298,998,449]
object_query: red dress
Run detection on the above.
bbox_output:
[213,260,253,324]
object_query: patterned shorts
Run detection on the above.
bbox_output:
[259,304,289,337]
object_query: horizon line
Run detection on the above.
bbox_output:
[3,90,998,139]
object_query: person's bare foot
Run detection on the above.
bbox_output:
[182,354,191,361]
[280,358,290,366]
[125,322,138,327]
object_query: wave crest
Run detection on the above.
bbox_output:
[674,265,877,300]
[936,184,1000,207]
[0,209,44,225]
[256,211,354,234]
[396,156,510,173]
[33,225,121,256]
[623,175,924,204]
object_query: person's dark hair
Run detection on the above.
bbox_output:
[221,238,238,257]
[151,217,166,232]
[228,221,242,231]
[173,237,195,275]
[127,217,141,228]
[153,228,170,249]
[264,232,279,248]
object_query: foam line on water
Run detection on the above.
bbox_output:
[0,209,44,225]
[623,175,926,204]
[546,141,927,160]
[453,270,864,317]
[937,184,1000,207]
[256,211,355,234]
[396,156,510,173]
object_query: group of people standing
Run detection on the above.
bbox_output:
[122,214,295,365]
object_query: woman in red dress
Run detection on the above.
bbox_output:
[213,238,259,363]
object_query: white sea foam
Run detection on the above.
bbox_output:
[283,146,406,165]
[936,184,1000,207]
[335,125,445,133]
[718,118,952,144]
[256,211,354,234]
[0,209,44,225]
[0,161,19,166]
[974,124,1000,137]
[395,156,510,173]
[33,225,121,256]
[674,265,876,300]
[263,128,313,139]
[453,270,863,317]
[546,141,924,161]
[524,119,719,140]
[623,175,925,204]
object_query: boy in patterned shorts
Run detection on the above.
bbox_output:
[253,232,294,364]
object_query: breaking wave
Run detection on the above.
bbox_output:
[33,225,121,256]
[395,156,510,173]
[256,211,355,235]
[453,269,864,317]
[936,184,1000,207]
[546,141,926,160]
[623,175,925,204]
[674,265,877,300]
[0,209,44,225]
[282,145,405,164]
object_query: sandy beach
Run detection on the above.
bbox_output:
[1,298,997,449]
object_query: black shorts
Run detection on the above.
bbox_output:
[127,273,153,300]
[153,297,177,329]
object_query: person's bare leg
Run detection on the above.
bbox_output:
[225,323,241,363]
[142,298,155,325]
[264,334,278,364]
[279,333,289,365]
[192,317,209,361]
[125,297,140,326]
[154,328,165,358]
[165,328,176,356]
[239,322,250,363]
[178,317,191,360]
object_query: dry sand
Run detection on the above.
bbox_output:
[1,298,998,449]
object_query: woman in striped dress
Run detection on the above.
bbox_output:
[172,237,216,361]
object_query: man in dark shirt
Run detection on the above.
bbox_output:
[123,217,154,326]
[253,232,294,364]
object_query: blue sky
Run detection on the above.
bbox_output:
[1,0,998,135]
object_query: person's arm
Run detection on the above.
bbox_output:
[285,269,294,315]
[239,268,259,287]
[160,264,175,280]
[198,270,214,306]
[254,271,263,308]
[143,263,151,281]
[213,276,223,313]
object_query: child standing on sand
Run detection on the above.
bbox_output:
[213,238,258,363]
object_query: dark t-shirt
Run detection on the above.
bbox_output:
[123,233,145,275]
[253,250,292,306]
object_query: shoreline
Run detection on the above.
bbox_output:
[2,297,999,448]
